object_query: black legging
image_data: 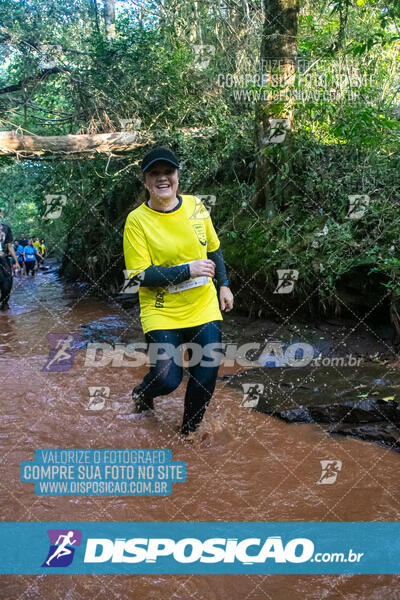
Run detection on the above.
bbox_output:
[0,257,12,305]
[139,320,222,434]
[25,260,35,275]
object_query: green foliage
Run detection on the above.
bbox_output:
[0,0,399,318]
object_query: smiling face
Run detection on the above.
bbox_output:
[144,161,179,202]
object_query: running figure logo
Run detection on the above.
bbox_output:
[121,269,145,295]
[346,195,370,220]
[193,44,215,70]
[316,460,342,485]
[86,386,110,411]
[190,195,216,219]
[273,269,299,294]
[42,529,82,567]
[42,333,82,372]
[44,194,67,220]
[241,383,264,408]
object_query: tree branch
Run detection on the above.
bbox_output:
[0,128,217,157]
[0,67,67,95]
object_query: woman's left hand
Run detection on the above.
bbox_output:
[219,286,234,312]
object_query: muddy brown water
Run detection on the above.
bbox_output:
[0,266,399,599]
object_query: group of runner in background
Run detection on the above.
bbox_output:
[10,235,47,277]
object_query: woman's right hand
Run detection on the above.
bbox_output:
[189,259,215,278]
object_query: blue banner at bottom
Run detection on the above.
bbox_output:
[0,522,398,574]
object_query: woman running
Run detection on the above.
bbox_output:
[40,239,47,257]
[23,238,42,276]
[123,147,233,436]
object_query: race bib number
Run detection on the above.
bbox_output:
[168,276,209,294]
[167,261,209,294]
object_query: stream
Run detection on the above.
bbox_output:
[0,264,399,599]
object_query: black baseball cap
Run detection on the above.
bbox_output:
[141,147,180,172]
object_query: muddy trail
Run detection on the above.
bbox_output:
[0,263,399,599]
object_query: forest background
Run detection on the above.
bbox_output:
[0,0,399,324]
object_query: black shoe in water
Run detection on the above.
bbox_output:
[131,386,154,413]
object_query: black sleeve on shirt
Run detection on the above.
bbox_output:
[207,247,229,287]
[140,263,191,287]
[4,225,12,245]
[138,249,230,288]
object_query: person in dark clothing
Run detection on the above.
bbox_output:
[0,210,20,309]
[18,233,27,248]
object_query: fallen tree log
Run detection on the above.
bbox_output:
[0,128,217,158]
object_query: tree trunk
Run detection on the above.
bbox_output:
[91,0,101,36]
[254,0,299,213]
[104,0,116,40]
